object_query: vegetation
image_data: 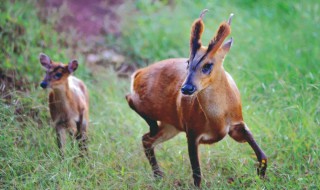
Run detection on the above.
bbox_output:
[1,0,319,189]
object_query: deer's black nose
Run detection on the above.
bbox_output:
[181,84,196,95]
[40,81,48,89]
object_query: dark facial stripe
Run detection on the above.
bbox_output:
[49,66,65,74]
[190,23,230,71]
[190,37,217,70]
[185,71,195,84]
[190,51,209,71]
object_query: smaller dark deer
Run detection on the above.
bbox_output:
[39,53,89,158]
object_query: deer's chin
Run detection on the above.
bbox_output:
[51,83,66,90]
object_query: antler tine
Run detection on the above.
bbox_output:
[228,13,234,25]
[199,9,209,19]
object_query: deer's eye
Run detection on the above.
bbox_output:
[202,63,213,74]
[54,73,62,79]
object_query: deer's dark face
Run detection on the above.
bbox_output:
[181,41,233,96]
[182,49,209,95]
[39,53,78,89]
[181,12,233,96]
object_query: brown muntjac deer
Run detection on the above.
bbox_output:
[126,10,267,187]
[39,53,89,158]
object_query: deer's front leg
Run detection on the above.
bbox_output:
[229,122,267,177]
[56,124,66,159]
[246,130,267,177]
[187,133,201,187]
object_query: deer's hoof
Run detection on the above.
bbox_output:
[154,169,164,179]
[257,158,267,177]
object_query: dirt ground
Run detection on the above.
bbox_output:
[38,0,123,38]
[37,0,136,77]
[0,0,133,120]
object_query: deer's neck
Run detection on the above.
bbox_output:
[197,70,229,120]
[52,79,72,108]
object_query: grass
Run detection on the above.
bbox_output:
[1,0,319,189]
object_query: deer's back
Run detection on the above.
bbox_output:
[130,58,188,129]
[49,76,89,125]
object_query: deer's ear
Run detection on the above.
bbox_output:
[222,38,233,52]
[216,38,233,60]
[68,60,78,73]
[39,53,51,69]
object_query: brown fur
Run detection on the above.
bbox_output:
[126,13,267,187]
[40,53,89,158]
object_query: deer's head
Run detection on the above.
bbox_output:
[39,53,78,89]
[181,10,233,95]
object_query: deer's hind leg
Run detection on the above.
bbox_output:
[228,122,267,177]
[126,94,180,178]
[76,113,88,157]
[142,121,180,178]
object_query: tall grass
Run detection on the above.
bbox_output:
[1,0,319,189]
